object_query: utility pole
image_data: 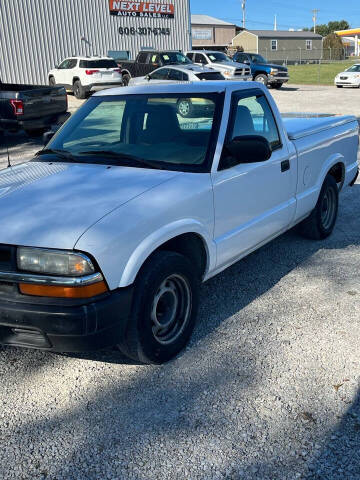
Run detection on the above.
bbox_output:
[242,0,246,29]
[312,9,319,33]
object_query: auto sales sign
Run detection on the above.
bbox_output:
[109,1,175,18]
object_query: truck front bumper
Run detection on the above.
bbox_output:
[268,75,289,84]
[0,287,133,352]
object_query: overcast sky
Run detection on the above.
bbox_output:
[190,0,360,31]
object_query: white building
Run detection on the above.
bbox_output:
[0,0,191,84]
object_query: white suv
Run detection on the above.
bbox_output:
[48,56,123,99]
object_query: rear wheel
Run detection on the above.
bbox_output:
[49,76,56,86]
[118,251,199,364]
[254,74,268,86]
[177,99,194,118]
[24,128,45,137]
[73,80,86,99]
[298,174,338,240]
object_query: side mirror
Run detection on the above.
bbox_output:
[221,135,271,169]
[43,130,55,145]
[55,65,59,69]
[145,74,151,81]
[243,60,250,64]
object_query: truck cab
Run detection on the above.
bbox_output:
[233,52,289,88]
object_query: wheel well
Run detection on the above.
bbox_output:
[121,70,131,77]
[72,77,80,84]
[155,233,208,279]
[254,71,268,77]
[328,162,345,188]
[48,75,54,79]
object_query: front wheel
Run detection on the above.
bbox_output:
[336,85,343,88]
[49,76,56,86]
[122,74,130,86]
[24,128,45,137]
[272,82,283,89]
[298,174,338,240]
[118,251,199,364]
[254,74,268,86]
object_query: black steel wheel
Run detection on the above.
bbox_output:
[118,251,199,364]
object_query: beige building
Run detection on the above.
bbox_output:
[191,14,238,51]
[233,30,323,63]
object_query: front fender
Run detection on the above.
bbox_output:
[119,219,216,287]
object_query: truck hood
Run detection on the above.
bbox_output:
[257,62,288,72]
[211,60,247,70]
[0,161,178,249]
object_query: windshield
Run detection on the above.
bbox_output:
[160,52,192,65]
[248,54,267,64]
[346,64,360,72]
[207,52,231,63]
[46,94,222,171]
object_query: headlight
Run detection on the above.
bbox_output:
[17,247,95,276]
[270,68,279,75]
[223,70,232,77]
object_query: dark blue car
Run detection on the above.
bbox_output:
[233,52,289,89]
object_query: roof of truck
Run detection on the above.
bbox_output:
[95,81,257,96]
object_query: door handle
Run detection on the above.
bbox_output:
[281,159,290,172]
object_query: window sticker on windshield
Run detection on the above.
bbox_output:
[163,55,170,61]
[151,55,157,63]
[209,55,216,61]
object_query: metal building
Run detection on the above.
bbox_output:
[0,0,191,84]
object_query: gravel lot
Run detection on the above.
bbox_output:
[0,85,360,480]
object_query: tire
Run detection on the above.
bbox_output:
[49,76,56,86]
[118,251,200,364]
[73,80,86,99]
[122,74,131,86]
[272,82,282,89]
[336,85,343,88]
[24,128,45,137]
[298,174,339,240]
[177,99,194,118]
[254,74,268,86]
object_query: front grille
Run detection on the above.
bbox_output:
[340,76,348,80]
[235,68,246,76]
[0,245,16,272]
[276,72,288,78]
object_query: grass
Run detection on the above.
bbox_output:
[287,60,358,85]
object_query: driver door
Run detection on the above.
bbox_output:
[212,88,297,269]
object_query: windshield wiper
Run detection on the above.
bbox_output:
[77,150,163,170]
[35,149,77,162]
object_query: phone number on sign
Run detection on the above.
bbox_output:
[119,27,171,35]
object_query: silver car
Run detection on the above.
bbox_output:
[129,64,225,86]
[185,51,252,81]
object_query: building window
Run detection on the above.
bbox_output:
[306,40,312,50]
[271,39,278,51]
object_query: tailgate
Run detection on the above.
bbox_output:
[19,86,67,120]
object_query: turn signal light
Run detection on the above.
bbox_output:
[19,281,108,298]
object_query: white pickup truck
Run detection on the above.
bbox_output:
[0,82,358,364]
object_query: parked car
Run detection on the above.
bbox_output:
[0,82,358,363]
[120,50,192,86]
[129,64,225,85]
[185,51,252,81]
[48,56,123,99]
[232,52,289,88]
[334,64,360,88]
[0,80,69,137]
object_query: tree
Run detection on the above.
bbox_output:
[323,33,344,60]
[302,20,350,37]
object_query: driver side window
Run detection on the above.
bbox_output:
[150,68,169,80]
[58,59,70,69]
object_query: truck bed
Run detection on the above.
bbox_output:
[281,113,356,140]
